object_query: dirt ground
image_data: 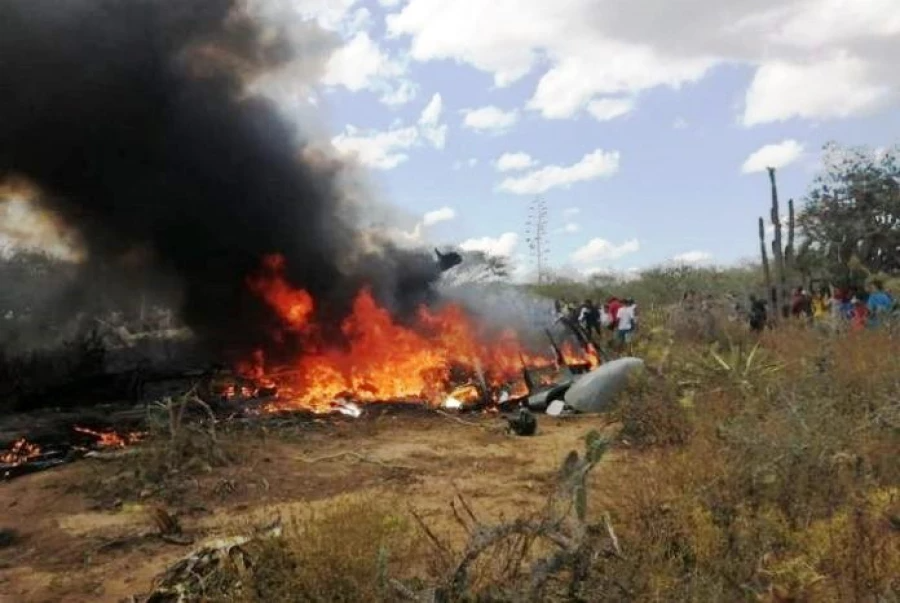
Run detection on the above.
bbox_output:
[0,410,618,603]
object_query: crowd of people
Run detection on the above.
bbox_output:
[551,279,897,349]
[747,280,896,332]
[554,297,638,346]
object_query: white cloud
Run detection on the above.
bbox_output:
[391,206,457,246]
[571,238,640,264]
[418,93,448,148]
[317,24,417,108]
[422,206,456,226]
[741,139,805,174]
[563,207,581,218]
[419,92,442,124]
[673,117,688,129]
[386,0,900,125]
[322,32,402,92]
[260,0,359,32]
[331,124,419,170]
[461,106,519,133]
[554,222,580,235]
[459,232,519,257]
[742,53,893,126]
[586,97,635,122]
[671,250,713,265]
[495,152,537,172]
[380,80,418,106]
[497,149,620,195]
[378,0,402,6]
[330,95,447,169]
[346,7,373,33]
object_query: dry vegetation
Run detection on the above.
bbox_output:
[1,312,899,602]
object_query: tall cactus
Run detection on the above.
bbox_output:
[786,198,795,270]
[758,217,772,303]
[768,168,786,319]
[759,167,796,321]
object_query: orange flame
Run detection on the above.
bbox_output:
[0,438,42,465]
[246,254,314,332]
[73,426,146,448]
[243,254,599,412]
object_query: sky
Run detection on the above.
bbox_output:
[3,0,900,280]
[290,0,900,281]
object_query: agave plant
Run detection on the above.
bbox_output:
[683,336,782,390]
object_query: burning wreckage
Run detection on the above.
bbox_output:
[0,250,643,481]
[0,0,642,481]
[209,250,644,421]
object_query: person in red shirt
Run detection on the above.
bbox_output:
[850,296,870,331]
[607,297,622,331]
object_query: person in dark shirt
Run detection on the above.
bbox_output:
[749,294,767,332]
[791,286,813,319]
[583,299,601,336]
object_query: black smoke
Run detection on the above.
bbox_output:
[0,0,443,361]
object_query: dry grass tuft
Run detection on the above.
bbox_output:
[203,493,424,603]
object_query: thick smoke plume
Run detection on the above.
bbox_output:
[0,0,442,360]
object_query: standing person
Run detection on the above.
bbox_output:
[867,279,894,327]
[607,297,623,331]
[578,299,591,330]
[851,294,870,331]
[583,300,602,337]
[811,288,830,320]
[566,300,579,324]
[748,294,768,333]
[599,303,612,330]
[830,286,846,321]
[791,287,811,319]
[615,298,637,346]
[842,288,857,321]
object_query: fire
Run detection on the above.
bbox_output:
[563,342,600,369]
[246,254,314,332]
[0,438,42,466]
[243,254,599,412]
[73,426,146,448]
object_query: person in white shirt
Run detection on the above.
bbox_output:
[616,298,637,345]
[599,305,611,329]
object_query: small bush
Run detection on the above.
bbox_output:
[616,374,693,449]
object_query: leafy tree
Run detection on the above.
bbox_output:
[798,142,900,282]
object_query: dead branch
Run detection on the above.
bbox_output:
[450,498,473,535]
[603,512,622,558]
[448,518,571,596]
[409,507,455,565]
[390,578,421,601]
[455,491,480,526]
[419,435,617,600]
[435,409,486,427]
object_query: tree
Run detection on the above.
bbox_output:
[798,142,900,282]
[524,197,549,284]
